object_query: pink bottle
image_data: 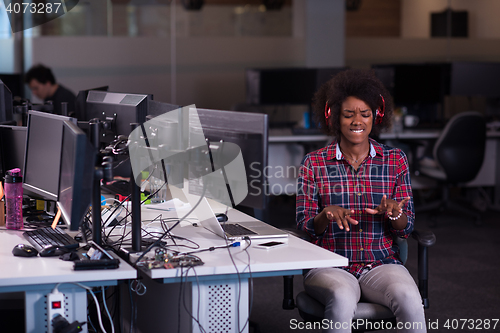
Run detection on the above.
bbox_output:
[5,168,23,230]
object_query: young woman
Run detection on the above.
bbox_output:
[296,69,426,333]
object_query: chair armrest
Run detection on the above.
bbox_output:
[411,229,436,247]
[411,229,436,309]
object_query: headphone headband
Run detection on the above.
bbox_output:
[375,94,385,125]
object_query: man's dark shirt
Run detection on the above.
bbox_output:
[45,84,76,116]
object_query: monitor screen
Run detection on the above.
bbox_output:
[246,67,346,105]
[0,125,26,177]
[58,120,96,231]
[23,111,76,201]
[0,79,14,123]
[450,62,500,97]
[191,108,269,210]
[0,74,23,99]
[372,63,450,106]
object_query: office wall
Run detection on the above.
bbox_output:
[29,36,305,109]
[346,0,500,68]
[346,38,500,68]
[401,0,500,39]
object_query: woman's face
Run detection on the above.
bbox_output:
[339,96,373,145]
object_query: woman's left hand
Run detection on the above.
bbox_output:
[365,195,410,218]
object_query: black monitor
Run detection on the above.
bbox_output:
[193,108,269,210]
[74,86,109,121]
[372,63,450,106]
[0,79,14,124]
[84,90,151,177]
[0,125,27,177]
[58,120,96,231]
[147,100,180,118]
[450,62,500,97]
[23,111,76,201]
[246,67,347,105]
[0,74,23,99]
[85,90,150,143]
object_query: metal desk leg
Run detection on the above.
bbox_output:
[191,277,249,333]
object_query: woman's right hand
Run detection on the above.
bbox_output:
[323,206,359,232]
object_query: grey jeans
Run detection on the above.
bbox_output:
[303,264,427,333]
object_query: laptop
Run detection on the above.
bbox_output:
[186,196,289,241]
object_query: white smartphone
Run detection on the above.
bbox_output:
[255,241,287,250]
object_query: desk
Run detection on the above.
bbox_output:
[129,205,347,333]
[0,229,137,333]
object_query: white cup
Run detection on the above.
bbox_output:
[404,115,419,127]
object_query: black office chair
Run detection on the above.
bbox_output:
[282,229,436,333]
[415,111,486,225]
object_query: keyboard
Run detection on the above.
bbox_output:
[23,227,80,252]
[101,180,131,196]
[222,223,257,237]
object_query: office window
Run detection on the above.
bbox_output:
[0,1,12,38]
[23,0,292,37]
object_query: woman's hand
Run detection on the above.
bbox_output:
[323,206,359,232]
[365,195,410,229]
[365,195,409,217]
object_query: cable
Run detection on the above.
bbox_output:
[102,286,115,333]
[72,283,109,333]
[133,184,208,265]
[180,266,207,333]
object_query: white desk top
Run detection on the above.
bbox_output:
[134,205,347,281]
[0,229,137,289]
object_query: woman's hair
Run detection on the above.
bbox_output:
[312,69,393,137]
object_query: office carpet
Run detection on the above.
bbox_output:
[248,195,500,333]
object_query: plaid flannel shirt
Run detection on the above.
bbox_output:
[296,138,415,278]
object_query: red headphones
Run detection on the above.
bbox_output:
[375,94,385,125]
[325,94,385,125]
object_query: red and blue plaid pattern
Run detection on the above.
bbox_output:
[296,138,414,278]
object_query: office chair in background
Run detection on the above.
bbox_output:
[282,229,436,333]
[415,111,486,225]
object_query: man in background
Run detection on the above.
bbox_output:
[25,64,76,116]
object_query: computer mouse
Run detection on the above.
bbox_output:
[12,244,39,257]
[38,245,69,257]
[216,213,228,223]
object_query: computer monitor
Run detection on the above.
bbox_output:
[0,74,23,99]
[372,63,450,106]
[0,79,14,124]
[191,108,269,210]
[0,125,26,177]
[246,67,347,105]
[450,62,500,97]
[84,90,151,178]
[23,111,76,201]
[147,100,180,118]
[74,86,109,121]
[58,120,96,231]
[85,90,150,144]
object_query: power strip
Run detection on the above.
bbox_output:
[47,291,66,333]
